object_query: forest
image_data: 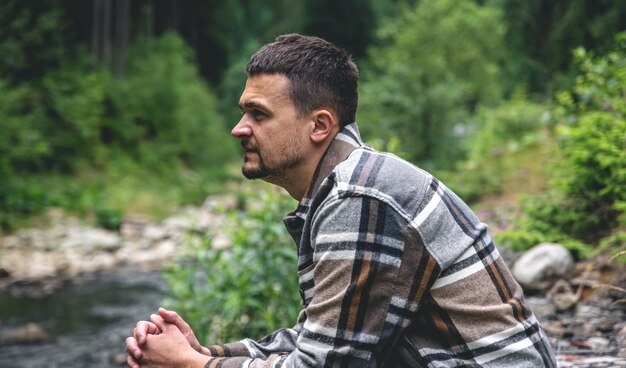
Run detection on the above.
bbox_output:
[0,0,625,356]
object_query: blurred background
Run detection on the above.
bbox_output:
[0,0,624,367]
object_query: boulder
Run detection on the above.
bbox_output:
[512,243,574,291]
[1,323,52,344]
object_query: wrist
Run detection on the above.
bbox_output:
[199,346,212,356]
[185,349,210,367]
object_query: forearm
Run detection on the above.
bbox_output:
[204,326,300,359]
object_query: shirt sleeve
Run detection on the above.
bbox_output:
[203,195,440,367]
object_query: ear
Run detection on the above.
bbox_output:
[310,109,338,144]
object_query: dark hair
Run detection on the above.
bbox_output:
[246,34,359,127]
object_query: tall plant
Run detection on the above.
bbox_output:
[163,183,301,344]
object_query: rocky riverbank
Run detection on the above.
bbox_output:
[0,195,234,297]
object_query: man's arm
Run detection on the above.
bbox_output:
[201,195,438,367]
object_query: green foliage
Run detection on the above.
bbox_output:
[495,0,626,95]
[163,184,300,344]
[0,80,51,173]
[0,31,235,231]
[596,231,626,265]
[359,0,505,169]
[497,33,626,255]
[438,93,551,203]
[94,205,123,231]
[107,32,235,170]
[0,0,67,82]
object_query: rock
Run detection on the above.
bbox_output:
[526,296,556,320]
[541,321,565,337]
[111,353,128,365]
[586,336,611,350]
[546,279,581,310]
[580,322,597,337]
[143,224,167,241]
[61,228,120,252]
[617,324,626,343]
[575,304,603,321]
[512,243,574,291]
[1,323,52,344]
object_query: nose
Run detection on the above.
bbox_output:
[231,117,252,138]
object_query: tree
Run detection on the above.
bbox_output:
[358,0,505,169]
[495,0,626,95]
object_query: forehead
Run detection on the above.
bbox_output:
[239,74,291,109]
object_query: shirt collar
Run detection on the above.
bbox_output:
[292,122,366,220]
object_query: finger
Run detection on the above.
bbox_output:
[127,354,140,368]
[158,308,190,331]
[150,313,168,332]
[125,336,142,361]
[133,321,160,345]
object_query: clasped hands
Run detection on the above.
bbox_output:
[125,307,211,368]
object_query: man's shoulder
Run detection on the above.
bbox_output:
[329,148,435,214]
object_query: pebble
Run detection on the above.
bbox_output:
[0,323,52,344]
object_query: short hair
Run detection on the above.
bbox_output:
[246,34,359,127]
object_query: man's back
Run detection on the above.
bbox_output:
[280,123,557,367]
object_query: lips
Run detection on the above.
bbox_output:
[241,141,257,152]
[241,141,259,157]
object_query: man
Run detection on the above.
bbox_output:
[126,34,557,367]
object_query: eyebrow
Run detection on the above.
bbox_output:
[239,100,270,112]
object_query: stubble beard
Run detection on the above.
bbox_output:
[240,136,303,182]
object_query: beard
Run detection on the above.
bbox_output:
[242,152,269,179]
[240,137,302,180]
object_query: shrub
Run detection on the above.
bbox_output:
[497,33,626,256]
[438,93,551,203]
[107,32,235,171]
[359,0,504,169]
[162,183,301,344]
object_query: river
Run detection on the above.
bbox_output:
[0,268,167,368]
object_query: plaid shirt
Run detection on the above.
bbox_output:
[205,123,556,367]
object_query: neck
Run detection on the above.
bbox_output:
[265,133,337,201]
[263,156,319,201]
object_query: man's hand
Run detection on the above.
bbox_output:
[125,308,210,368]
[137,314,209,368]
[126,319,161,368]
[155,307,211,355]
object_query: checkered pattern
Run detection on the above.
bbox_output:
[204,123,556,367]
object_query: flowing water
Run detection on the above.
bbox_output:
[0,268,167,368]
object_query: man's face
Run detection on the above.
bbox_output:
[232,74,308,181]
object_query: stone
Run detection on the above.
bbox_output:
[1,323,52,344]
[143,224,167,241]
[512,243,574,291]
[580,322,597,337]
[526,296,556,320]
[541,321,565,337]
[61,228,120,252]
[546,279,582,311]
[120,215,150,239]
[111,353,128,365]
[586,336,611,350]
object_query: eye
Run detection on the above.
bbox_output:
[251,110,266,121]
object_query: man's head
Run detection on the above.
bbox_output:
[246,34,359,128]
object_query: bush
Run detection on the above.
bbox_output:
[497,33,626,255]
[359,0,505,169]
[438,93,551,203]
[107,32,235,171]
[162,183,301,344]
